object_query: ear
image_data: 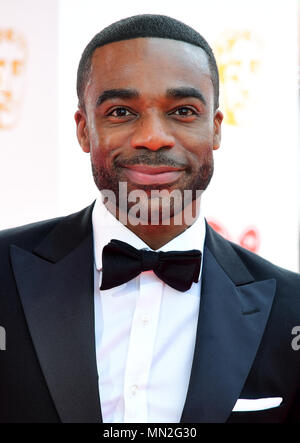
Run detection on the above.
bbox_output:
[213,110,223,151]
[74,109,90,153]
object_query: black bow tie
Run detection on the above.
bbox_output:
[100,239,202,292]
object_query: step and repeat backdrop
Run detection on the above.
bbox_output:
[0,0,299,272]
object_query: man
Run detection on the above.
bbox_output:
[0,14,300,423]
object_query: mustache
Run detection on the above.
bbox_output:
[114,152,189,170]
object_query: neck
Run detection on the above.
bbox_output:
[105,197,201,250]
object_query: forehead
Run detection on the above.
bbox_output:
[86,37,212,97]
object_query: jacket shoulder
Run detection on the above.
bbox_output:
[0,202,94,260]
[0,217,64,254]
[205,222,300,287]
[229,239,300,291]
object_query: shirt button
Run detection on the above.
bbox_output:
[131,384,138,396]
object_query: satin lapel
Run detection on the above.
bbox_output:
[10,203,102,423]
[181,226,276,423]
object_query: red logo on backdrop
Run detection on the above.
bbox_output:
[207,219,260,253]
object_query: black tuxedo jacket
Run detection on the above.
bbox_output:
[0,202,300,423]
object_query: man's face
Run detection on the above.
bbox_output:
[75,37,222,220]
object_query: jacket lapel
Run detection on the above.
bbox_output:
[181,223,276,423]
[10,203,102,423]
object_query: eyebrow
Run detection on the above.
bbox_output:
[96,89,139,106]
[166,87,207,106]
[95,86,207,107]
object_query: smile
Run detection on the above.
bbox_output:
[122,165,185,185]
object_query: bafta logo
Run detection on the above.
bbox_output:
[214,30,261,127]
[0,29,27,130]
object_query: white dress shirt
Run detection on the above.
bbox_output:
[92,196,206,423]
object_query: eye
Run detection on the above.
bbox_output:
[107,107,134,118]
[171,107,197,117]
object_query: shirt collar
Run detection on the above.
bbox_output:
[92,194,206,281]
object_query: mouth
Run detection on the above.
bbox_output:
[121,164,185,185]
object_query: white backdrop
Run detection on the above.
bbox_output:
[1,0,299,272]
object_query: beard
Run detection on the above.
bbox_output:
[91,151,214,223]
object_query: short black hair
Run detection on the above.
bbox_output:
[77,14,219,110]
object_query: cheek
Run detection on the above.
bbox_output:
[177,131,214,166]
[175,117,215,150]
[89,125,123,168]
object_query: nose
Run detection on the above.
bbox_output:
[130,112,175,151]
